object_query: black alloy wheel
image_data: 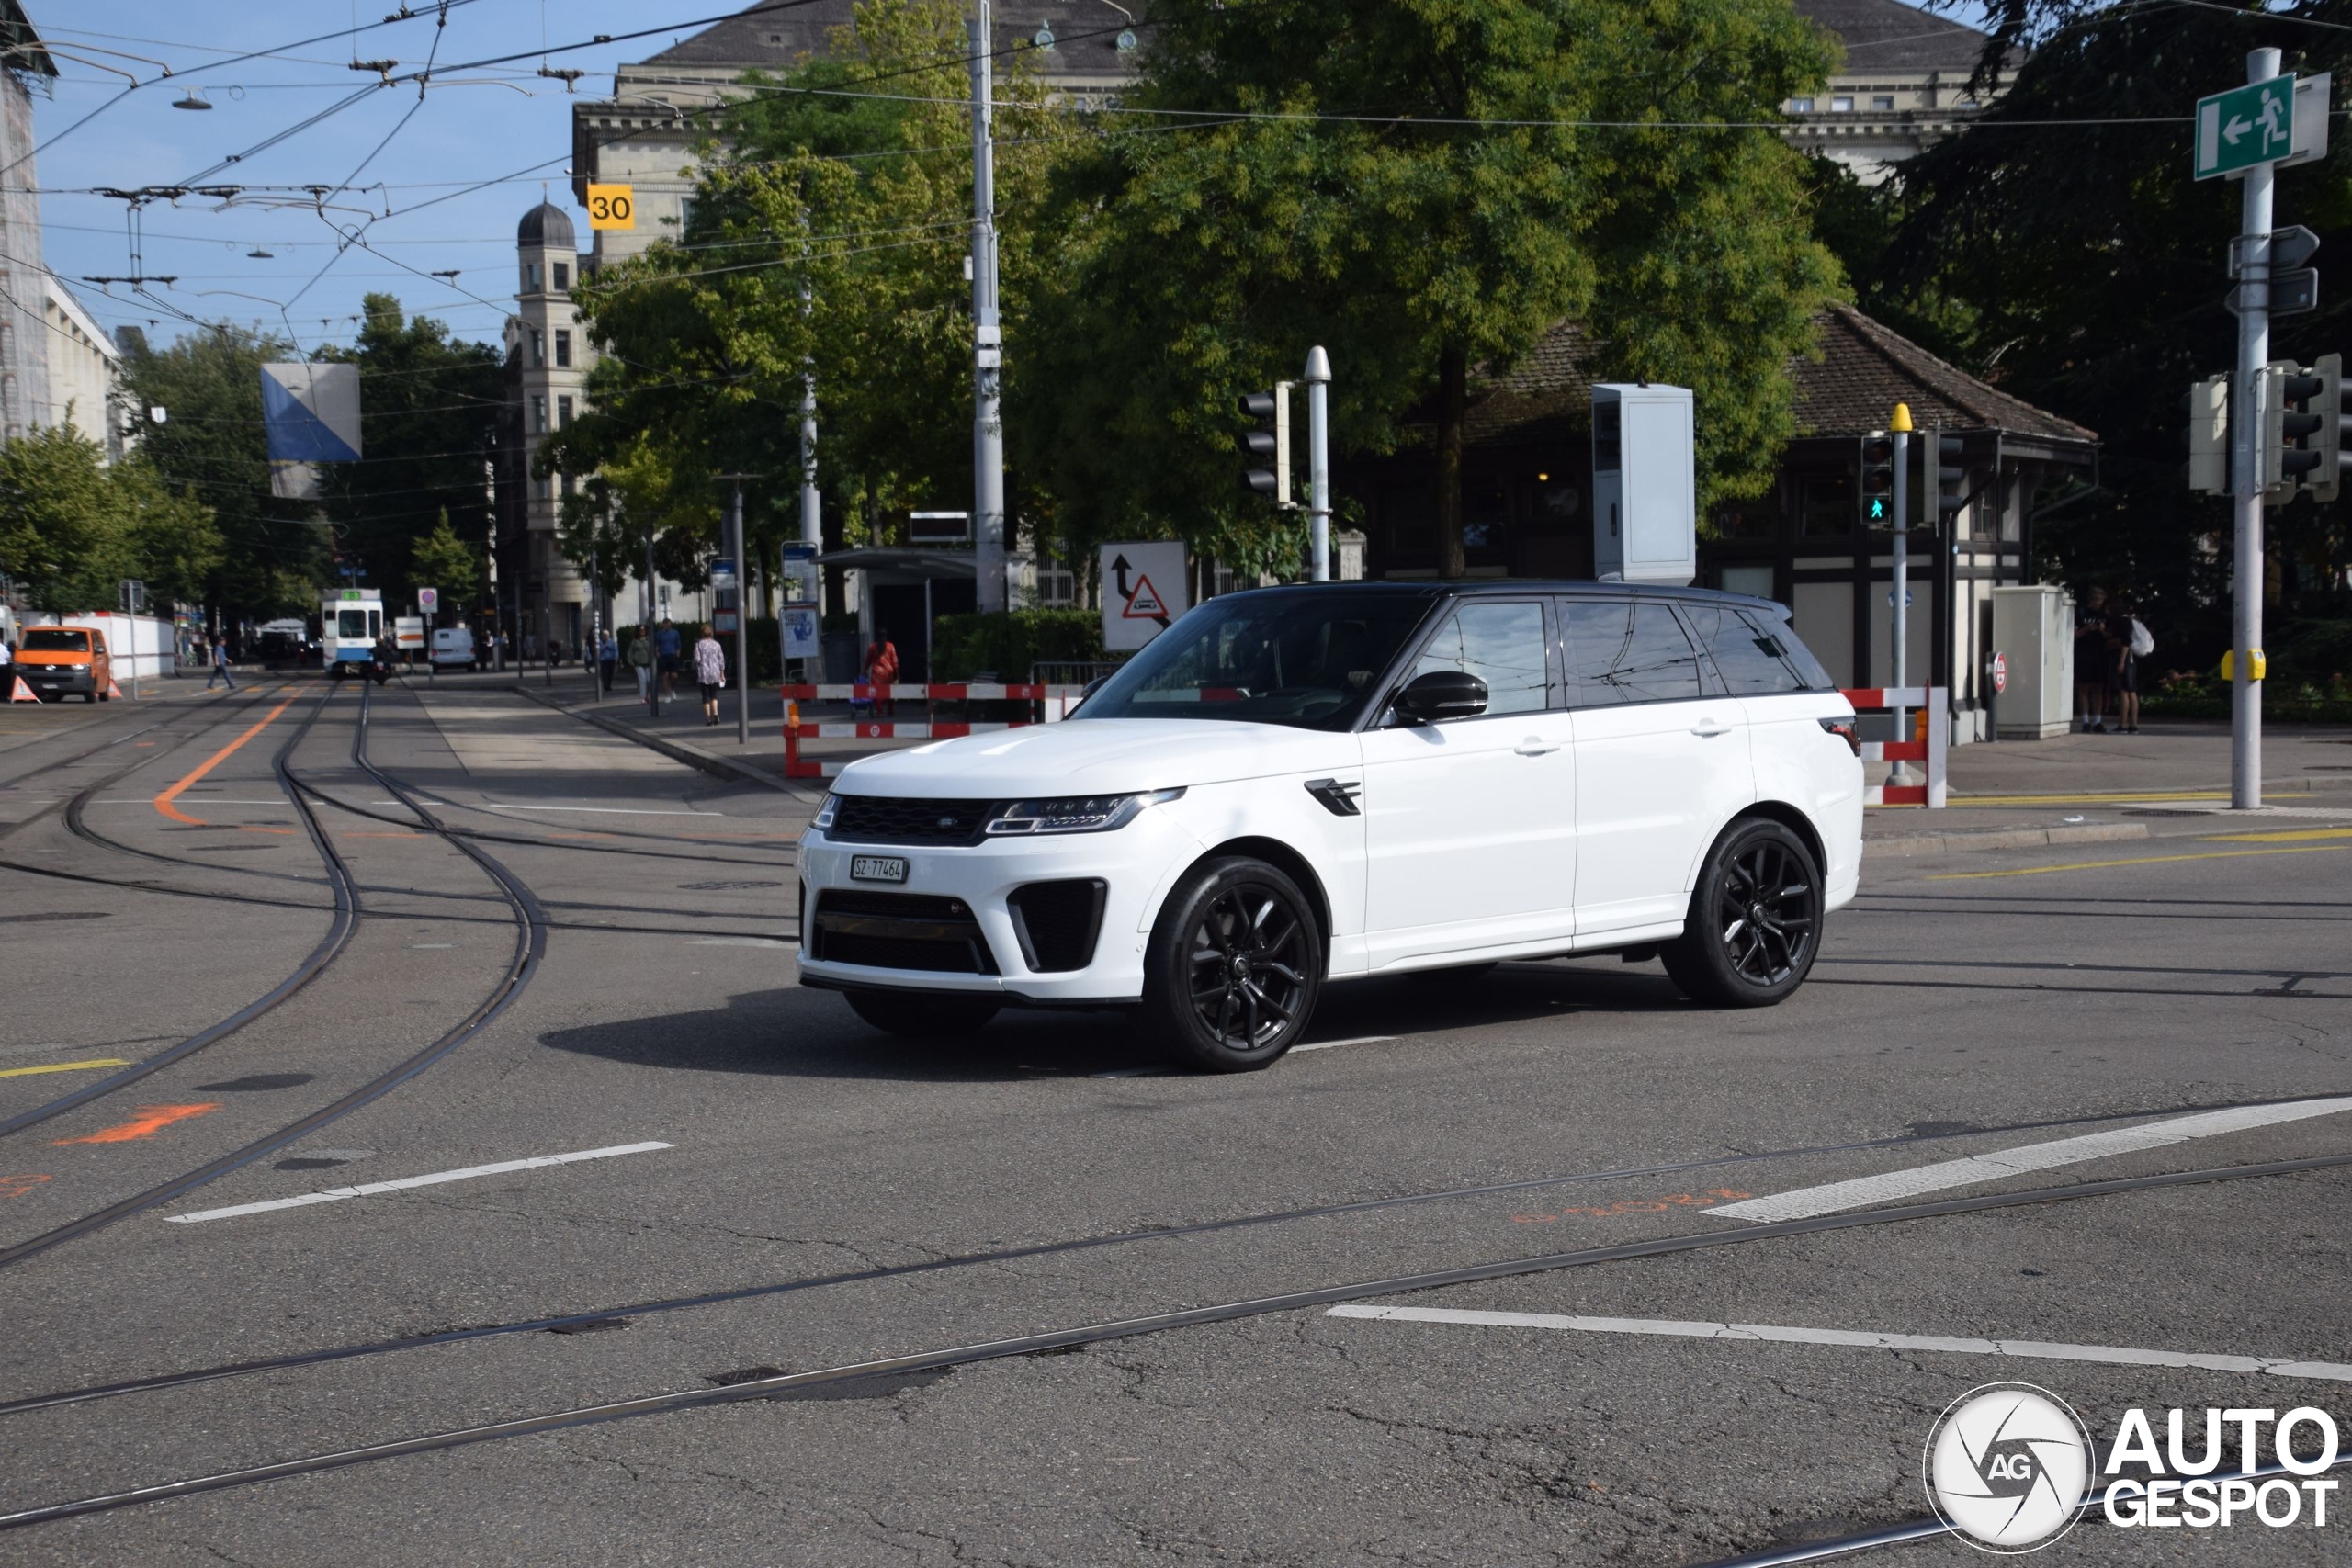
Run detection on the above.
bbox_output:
[1661,818,1823,1008]
[1143,855,1321,1070]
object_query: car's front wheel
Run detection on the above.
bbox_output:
[1661,818,1823,1007]
[1142,855,1321,1071]
[844,990,1001,1038]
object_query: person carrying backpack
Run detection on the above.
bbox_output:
[2116,599,2153,734]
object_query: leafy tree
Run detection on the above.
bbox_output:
[0,424,125,612]
[114,457,224,606]
[1020,0,1841,576]
[408,510,481,612]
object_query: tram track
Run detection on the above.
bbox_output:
[5,1145,2348,1530]
[0,684,542,1270]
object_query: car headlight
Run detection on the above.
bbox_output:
[985,787,1184,836]
[811,793,840,831]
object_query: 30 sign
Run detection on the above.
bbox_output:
[586,184,636,231]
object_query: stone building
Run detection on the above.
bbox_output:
[494,203,594,653]
[1781,0,2011,181]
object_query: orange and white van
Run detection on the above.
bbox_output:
[15,626,112,703]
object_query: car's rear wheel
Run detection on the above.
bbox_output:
[843,990,1001,1038]
[1141,855,1321,1071]
[83,690,97,703]
[1661,818,1822,1008]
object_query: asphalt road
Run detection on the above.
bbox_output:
[2,678,2349,1566]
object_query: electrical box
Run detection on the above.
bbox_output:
[1990,585,2075,739]
[1590,384,1695,586]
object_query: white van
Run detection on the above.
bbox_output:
[430,626,479,671]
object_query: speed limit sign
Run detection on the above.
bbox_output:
[1990,652,2007,694]
[586,184,635,231]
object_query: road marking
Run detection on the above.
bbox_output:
[0,1174,52,1199]
[1323,1305,2352,1383]
[162,1140,675,1224]
[1927,843,2351,880]
[1707,1097,2352,1224]
[1951,790,2311,807]
[52,1103,220,1145]
[2205,827,2352,842]
[153,694,300,826]
[1293,1035,1396,1054]
[481,803,723,817]
[0,1058,129,1079]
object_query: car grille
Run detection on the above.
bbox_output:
[807,889,998,975]
[827,795,997,846]
[1007,879,1106,973]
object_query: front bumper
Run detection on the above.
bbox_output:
[17,665,93,698]
[795,809,1201,1003]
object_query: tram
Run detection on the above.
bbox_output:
[322,588,388,682]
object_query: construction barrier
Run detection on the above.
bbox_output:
[1843,685,1947,808]
[780,682,1087,780]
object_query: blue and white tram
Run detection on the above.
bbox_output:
[322,589,386,681]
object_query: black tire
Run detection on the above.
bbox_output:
[843,989,1001,1038]
[1140,855,1322,1071]
[83,691,97,704]
[1661,818,1823,1008]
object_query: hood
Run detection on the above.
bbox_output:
[15,649,93,664]
[832,718,1361,797]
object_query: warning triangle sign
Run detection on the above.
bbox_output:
[1122,574,1168,619]
[8,675,36,703]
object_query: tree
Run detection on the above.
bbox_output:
[114,457,224,606]
[1020,0,1841,576]
[408,510,481,612]
[0,424,124,612]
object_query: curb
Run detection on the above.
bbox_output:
[1866,821,2149,858]
[507,686,821,802]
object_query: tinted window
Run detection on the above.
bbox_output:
[1078,590,1432,730]
[1687,604,1810,694]
[1759,613,1838,690]
[1408,601,1548,716]
[1561,601,1703,705]
[21,629,86,651]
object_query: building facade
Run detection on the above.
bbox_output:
[0,2,52,446]
[1781,0,2009,181]
[497,203,593,651]
[41,276,123,459]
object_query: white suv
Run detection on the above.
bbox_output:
[797,583,1862,1070]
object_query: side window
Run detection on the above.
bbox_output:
[1408,601,1548,716]
[1561,601,1703,705]
[1687,604,1805,694]
[1751,611,1838,690]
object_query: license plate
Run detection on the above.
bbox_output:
[850,855,908,884]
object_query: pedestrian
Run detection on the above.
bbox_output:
[205,637,237,692]
[863,625,899,719]
[655,617,682,697]
[627,625,654,701]
[2115,598,2152,735]
[2073,585,2111,733]
[598,629,618,694]
[693,623,727,727]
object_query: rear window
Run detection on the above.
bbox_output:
[1684,603,1836,694]
[21,630,87,652]
[1560,601,1704,705]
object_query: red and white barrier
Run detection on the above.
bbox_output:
[779,682,1086,779]
[1843,685,1947,807]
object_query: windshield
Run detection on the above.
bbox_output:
[336,610,368,639]
[21,630,87,652]
[1077,589,1436,729]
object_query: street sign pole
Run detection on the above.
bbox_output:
[968,0,1006,613]
[2228,49,2281,811]
[1890,405,1911,782]
[1306,346,1331,581]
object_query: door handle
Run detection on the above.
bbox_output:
[1690,720,1734,738]
[1514,739,1562,757]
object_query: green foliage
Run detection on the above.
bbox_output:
[408,510,481,610]
[1020,0,1840,575]
[119,322,324,617]
[930,608,1105,681]
[0,427,222,613]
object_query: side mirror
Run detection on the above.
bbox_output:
[1393,669,1488,724]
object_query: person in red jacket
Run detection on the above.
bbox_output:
[863,627,899,718]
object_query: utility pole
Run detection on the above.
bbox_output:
[2228,48,2281,812]
[643,522,660,718]
[1306,346,1331,581]
[1890,401,1913,783]
[728,479,752,746]
[968,0,1005,612]
[483,451,504,673]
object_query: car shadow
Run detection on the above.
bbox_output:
[533,957,1696,1083]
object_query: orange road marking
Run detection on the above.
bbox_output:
[51,1103,220,1145]
[154,694,300,825]
[0,1175,51,1199]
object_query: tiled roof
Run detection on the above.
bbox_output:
[1457,303,2094,448]
[643,0,1137,82]
[1794,0,2001,74]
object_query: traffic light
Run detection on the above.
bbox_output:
[1925,429,1965,524]
[1238,383,1292,505]
[2313,353,2350,503]
[2262,359,2328,500]
[1860,431,1895,526]
[2184,374,2229,496]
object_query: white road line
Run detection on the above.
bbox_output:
[1708,1096,2352,1224]
[1293,1035,1396,1055]
[481,803,723,816]
[1324,1305,2352,1383]
[162,1142,673,1224]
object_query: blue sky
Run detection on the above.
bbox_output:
[28,0,678,355]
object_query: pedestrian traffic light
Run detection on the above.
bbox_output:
[1925,429,1965,524]
[2312,352,2350,503]
[2184,374,2230,496]
[1860,432,1895,526]
[1238,383,1292,505]
[2262,359,2329,501]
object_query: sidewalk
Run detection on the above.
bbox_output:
[511,673,2352,853]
